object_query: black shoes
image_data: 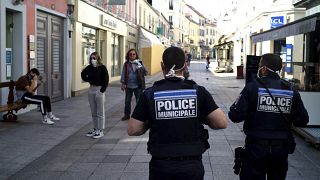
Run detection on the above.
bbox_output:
[121,114,130,121]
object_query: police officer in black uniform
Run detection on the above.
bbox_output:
[229,53,309,180]
[127,46,228,180]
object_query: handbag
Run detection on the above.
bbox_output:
[257,78,296,154]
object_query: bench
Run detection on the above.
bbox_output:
[0,80,27,122]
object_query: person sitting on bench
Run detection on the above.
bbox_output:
[15,68,60,125]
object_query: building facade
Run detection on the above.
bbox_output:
[0,0,69,106]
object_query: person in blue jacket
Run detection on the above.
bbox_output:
[120,49,147,120]
[229,53,309,180]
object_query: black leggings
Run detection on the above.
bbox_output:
[22,93,52,116]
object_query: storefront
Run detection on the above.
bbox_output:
[71,1,127,96]
[0,0,26,105]
[214,34,234,73]
[251,12,320,145]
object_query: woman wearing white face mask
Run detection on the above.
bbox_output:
[81,52,109,139]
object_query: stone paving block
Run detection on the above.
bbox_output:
[124,162,149,172]
[91,144,117,149]
[129,155,151,163]
[66,162,99,174]
[202,156,210,163]
[211,164,234,174]
[109,149,135,155]
[103,155,131,163]
[94,163,127,173]
[297,167,320,176]
[88,172,122,180]
[96,138,120,144]
[77,155,106,163]
[39,162,72,171]
[59,171,91,180]
[119,172,149,180]
[226,135,246,141]
[208,148,233,157]
[203,162,212,172]
[0,162,24,176]
[213,173,239,180]
[227,140,245,147]
[204,171,214,180]
[113,143,139,150]
[84,148,113,156]
[210,156,234,165]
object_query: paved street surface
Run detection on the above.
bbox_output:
[1,59,320,180]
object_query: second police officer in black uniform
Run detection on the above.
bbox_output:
[127,46,228,180]
[229,53,309,180]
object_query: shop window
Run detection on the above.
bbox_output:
[274,39,286,60]
[82,26,96,67]
[111,33,121,77]
[292,27,320,92]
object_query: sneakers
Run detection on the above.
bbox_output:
[42,117,55,125]
[49,115,60,121]
[92,130,104,139]
[121,114,130,121]
[86,129,96,137]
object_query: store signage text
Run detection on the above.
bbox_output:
[101,15,117,29]
[270,16,284,29]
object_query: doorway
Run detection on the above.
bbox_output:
[36,11,64,102]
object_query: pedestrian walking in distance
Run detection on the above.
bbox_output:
[206,54,210,70]
[15,68,60,125]
[229,53,309,180]
[127,46,228,180]
[81,52,109,139]
[120,49,147,120]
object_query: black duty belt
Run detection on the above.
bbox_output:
[246,138,287,146]
[152,155,202,161]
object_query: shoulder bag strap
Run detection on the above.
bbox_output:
[256,78,291,126]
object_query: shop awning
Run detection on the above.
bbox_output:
[213,41,233,49]
[139,28,163,48]
[251,13,319,43]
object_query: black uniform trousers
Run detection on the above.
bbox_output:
[149,157,204,180]
[240,142,289,180]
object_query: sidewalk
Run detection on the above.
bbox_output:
[1,60,320,180]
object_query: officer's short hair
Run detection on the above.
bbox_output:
[162,46,185,71]
[260,53,283,71]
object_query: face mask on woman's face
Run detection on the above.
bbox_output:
[90,57,97,67]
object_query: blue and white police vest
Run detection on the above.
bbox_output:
[257,88,293,114]
[154,89,197,119]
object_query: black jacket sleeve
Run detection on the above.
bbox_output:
[81,66,89,82]
[291,91,309,127]
[100,65,109,93]
[228,85,251,123]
